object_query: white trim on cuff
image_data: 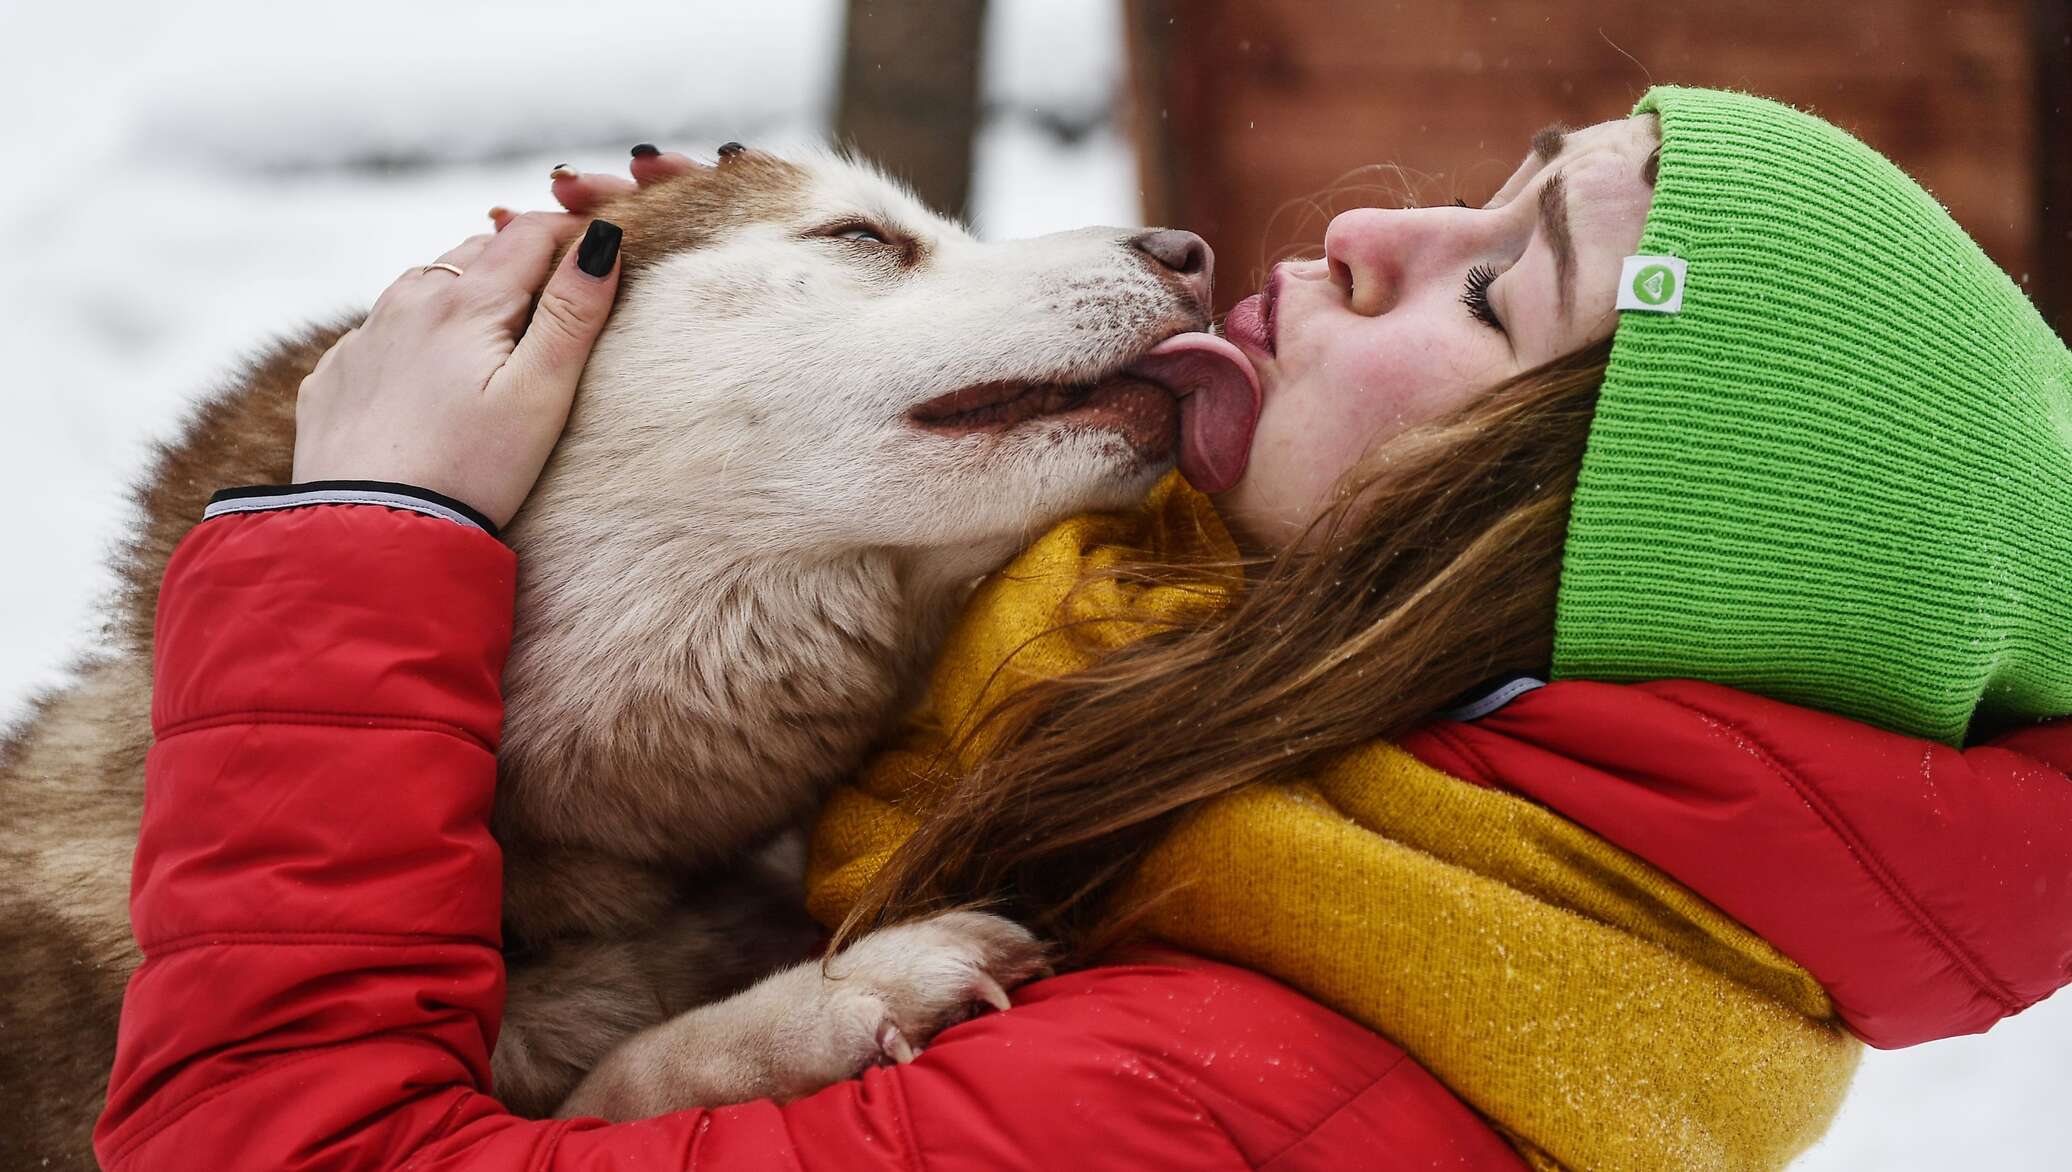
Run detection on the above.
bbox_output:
[202,488,488,534]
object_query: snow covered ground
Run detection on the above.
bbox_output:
[0,1,2062,1165]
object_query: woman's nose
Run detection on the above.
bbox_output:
[1322,207,1444,317]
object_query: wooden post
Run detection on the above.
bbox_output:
[1124,0,1183,230]
[2035,0,2070,335]
[836,0,989,220]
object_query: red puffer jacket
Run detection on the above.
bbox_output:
[99,500,2072,1171]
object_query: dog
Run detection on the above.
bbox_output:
[0,144,1264,1163]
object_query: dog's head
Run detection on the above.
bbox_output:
[527,148,1257,579]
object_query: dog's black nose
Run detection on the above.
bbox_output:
[1130,229,1214,313]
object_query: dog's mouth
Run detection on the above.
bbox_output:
[907,333,1262,492]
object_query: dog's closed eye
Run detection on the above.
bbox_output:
[815,220,896,245]
[813,220,922,269]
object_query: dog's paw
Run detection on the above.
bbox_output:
[770,911,1050,1092]
[555,911,1050,1119]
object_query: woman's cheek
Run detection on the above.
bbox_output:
[1216,390,1323,543]
[1267,365,1382,492]
[1313,425,1377,501]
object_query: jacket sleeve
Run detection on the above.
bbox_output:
[1407,678,2072,1049]
[100,502,1485,1172]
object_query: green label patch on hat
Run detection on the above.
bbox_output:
[1616,254,1686,312]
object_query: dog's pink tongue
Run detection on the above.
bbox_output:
[1126,332,1262,493]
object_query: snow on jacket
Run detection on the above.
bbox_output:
[101,492,2072,1170]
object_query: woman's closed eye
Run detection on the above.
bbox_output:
[1461,264,1505,334]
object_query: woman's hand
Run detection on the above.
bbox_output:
[290,213,622,529]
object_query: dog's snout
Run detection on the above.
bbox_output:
[1133,229,1210,276]
[1129,229,1214,313]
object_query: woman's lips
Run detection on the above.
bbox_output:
[1220,269,1281,358]
[1264,267,1281,351]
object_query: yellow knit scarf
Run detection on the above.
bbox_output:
[807,475,1858,1171]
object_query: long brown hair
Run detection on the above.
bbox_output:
[836,338,1613,963]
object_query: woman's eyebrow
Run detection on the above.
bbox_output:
[1538,173,1576,318]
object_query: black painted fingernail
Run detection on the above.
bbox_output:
[630,142,660,158]
[577,219,622,278]
[717,141,745,159]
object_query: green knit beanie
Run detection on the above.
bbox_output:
[1553,86,2072,744]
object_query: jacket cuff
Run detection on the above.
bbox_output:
[153,499,516,741]
[205,480,500,539]
[1436,673,1548,723]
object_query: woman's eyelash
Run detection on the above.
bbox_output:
[1461,264,1505,333]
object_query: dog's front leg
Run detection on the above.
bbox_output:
[554,910,1050,1121]
[492,882,825,1117]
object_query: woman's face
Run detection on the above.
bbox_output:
[1216,114,1660,551]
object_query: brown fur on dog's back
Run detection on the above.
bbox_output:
[0,660,152,1169]
[0,328,326,1168]
[0,899,125,1170]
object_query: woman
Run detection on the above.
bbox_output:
[803,86,2072,1169]
[101,87,2070,1170]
